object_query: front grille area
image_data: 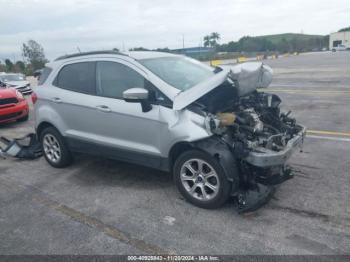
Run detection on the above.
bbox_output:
[17,85,32,95]
[17,86,29,90]
[0,97,18,106]
[0,112,22,121]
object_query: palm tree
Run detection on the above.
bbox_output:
[203,35,211,47]
[210,32,221,47]
[210,32,220,41]
[203,32,221,48]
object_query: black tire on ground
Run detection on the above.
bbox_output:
[40,126,73,168]
[173,149,231,209]
[17,114,29,122]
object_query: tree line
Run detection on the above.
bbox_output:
[1,26,347,75]
[0,40,48,75]
[203,32,329,53]
[126,31,332,56]
[338,26,350,32]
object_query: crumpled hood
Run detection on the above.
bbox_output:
[173,62,273,110]
[173,70,229,110]
[226,62,273,96]
[5,80,29,87]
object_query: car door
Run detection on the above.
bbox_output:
[88,59,168,167]
[48,61,102,139]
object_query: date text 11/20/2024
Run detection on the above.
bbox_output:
[127,255,219,261]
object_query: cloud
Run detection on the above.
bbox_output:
[0,0,349,61]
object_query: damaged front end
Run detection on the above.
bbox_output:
[189,63,306,212]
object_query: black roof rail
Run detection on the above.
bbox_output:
[54,50,128,61]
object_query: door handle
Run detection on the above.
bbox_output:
[51,97,62,103]
[95,105,111,113]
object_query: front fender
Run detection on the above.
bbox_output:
[192,136,240,193]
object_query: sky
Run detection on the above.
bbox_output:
[0,0,349,61]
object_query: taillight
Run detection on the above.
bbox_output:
[31,92,38,104]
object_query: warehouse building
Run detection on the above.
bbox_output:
[329,31,350,49]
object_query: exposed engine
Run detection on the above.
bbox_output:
[205,91,302,159]
[201,90,305,212]
[189,63,306,212]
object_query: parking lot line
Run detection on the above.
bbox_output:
[32,195,169,254]
[307,130,350,137]
[307,135,350,142]
[306,130,350,142]
[259,89,350,95]
[0,177,169,254]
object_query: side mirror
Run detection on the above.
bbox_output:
[123,88,152,112]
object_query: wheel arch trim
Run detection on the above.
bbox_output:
[36,121,61,138]
[169,137,240,192]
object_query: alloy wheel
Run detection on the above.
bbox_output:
[180,158,220,201]
[43,134,61,163]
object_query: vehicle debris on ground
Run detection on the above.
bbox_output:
[0,133,42,160]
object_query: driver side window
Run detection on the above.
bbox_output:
[96,61,145,99]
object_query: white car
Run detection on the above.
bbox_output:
[331,44,350,52]
[0,73,33,95]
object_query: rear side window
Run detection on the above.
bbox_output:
[38,67,52,85]
[96,61,145,99]
[54,62,95,94]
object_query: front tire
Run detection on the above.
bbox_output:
[173,150,231,209]
[40,127,72,168]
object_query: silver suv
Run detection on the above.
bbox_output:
[35,51,305,211]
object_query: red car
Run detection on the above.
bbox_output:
[0,88,29,124]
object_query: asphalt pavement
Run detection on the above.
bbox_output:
[0,51,349,255]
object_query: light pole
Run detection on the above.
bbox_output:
[182,34,185,54]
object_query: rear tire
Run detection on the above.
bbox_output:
[173,150,231,209]
[40,127,72,168]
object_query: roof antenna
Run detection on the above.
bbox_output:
[77,47,81,53]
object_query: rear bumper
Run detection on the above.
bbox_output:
[244,125,306,167]
[0,100,29,123]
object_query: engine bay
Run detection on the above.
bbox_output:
[187,64,306,212]
[204,91,303,159]
[199,90,304,212]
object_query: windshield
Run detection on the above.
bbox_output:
[1,74,25,82]
[140,56,214,91]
